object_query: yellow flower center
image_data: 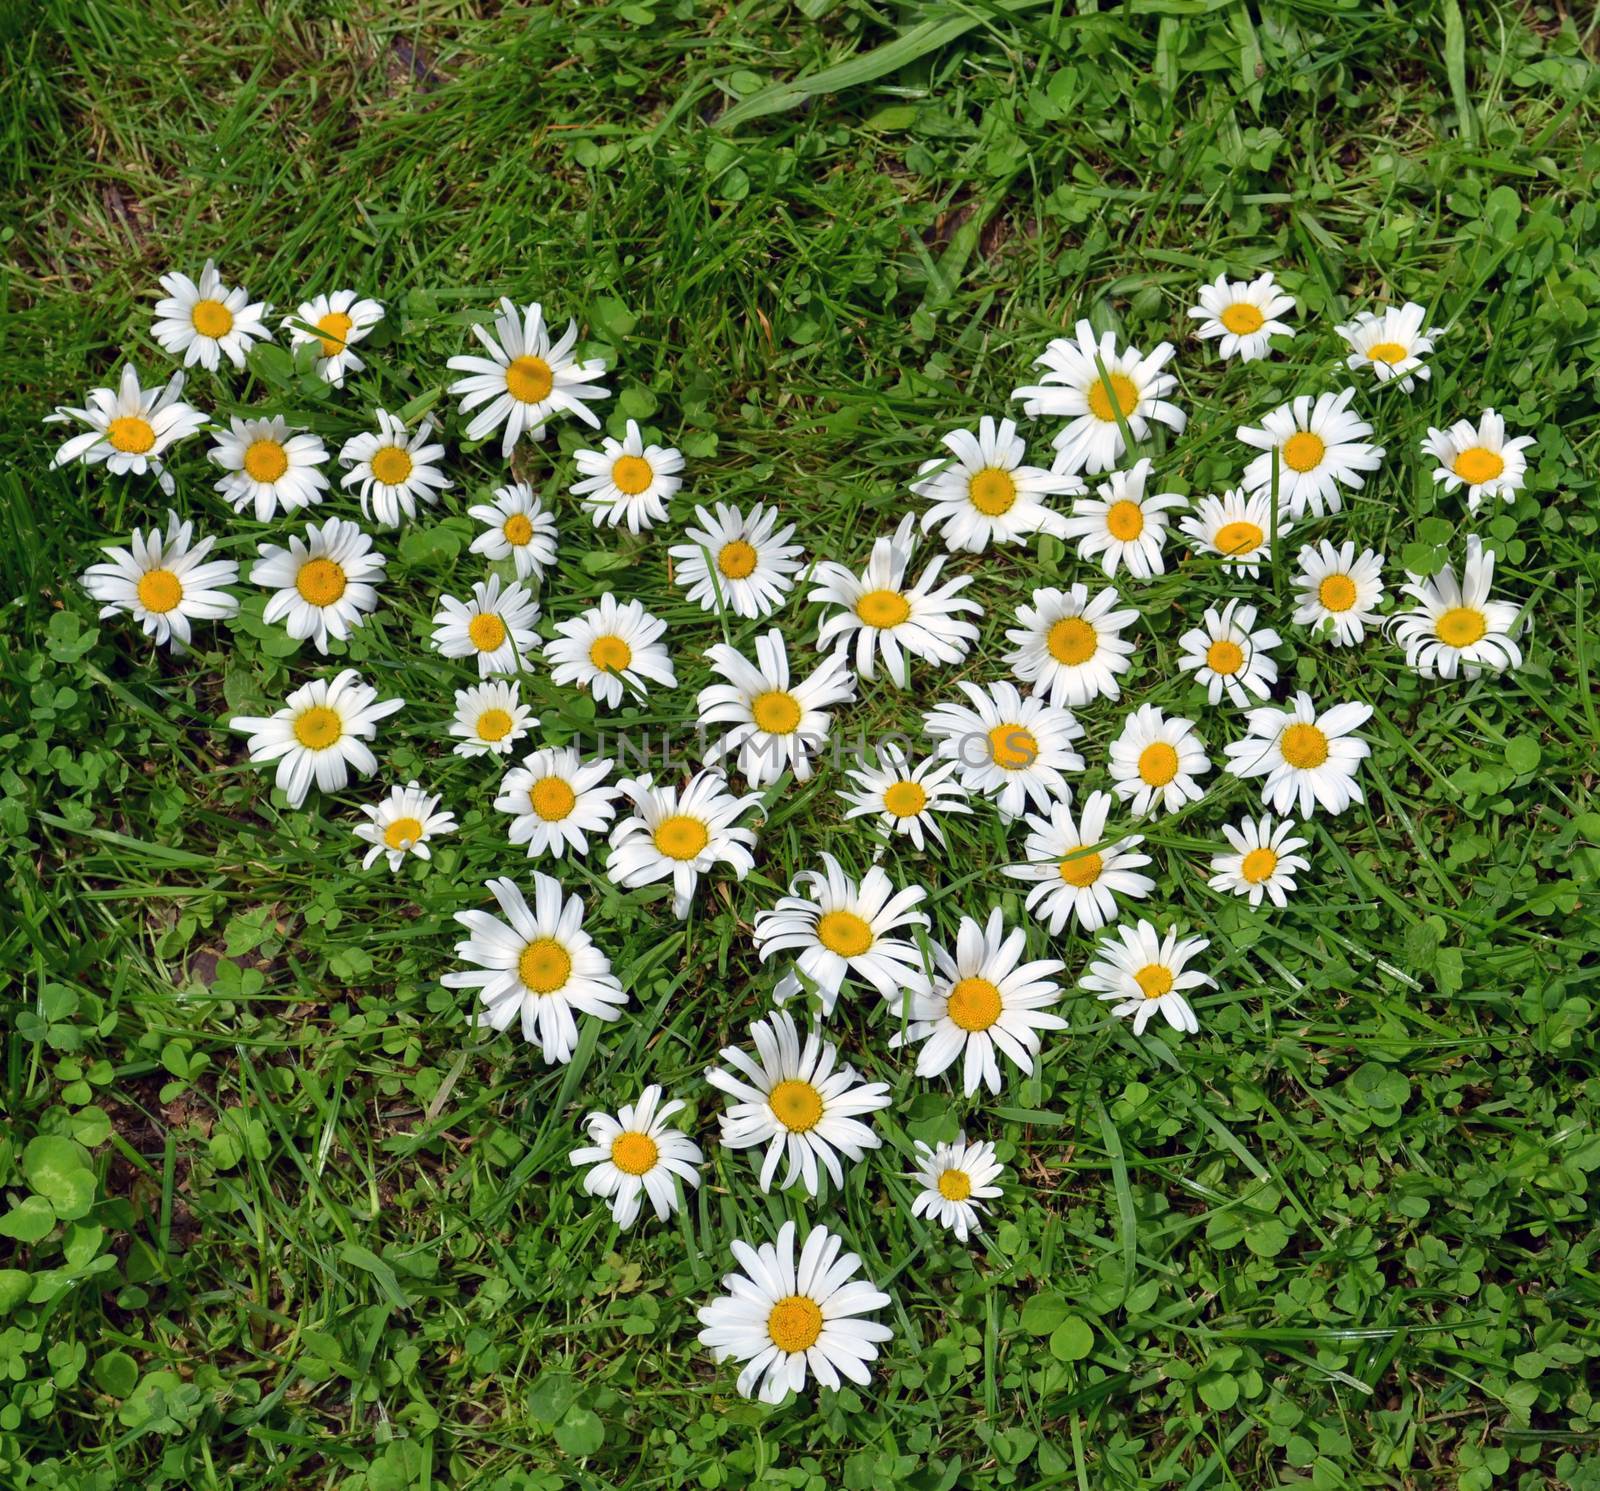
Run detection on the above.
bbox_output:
[855,589,911,629]
[816,909,873,958]
[1366,341,1407,365]
[518,937,572,995]
[1138,741,1179,786]
[1220,302,1265,335]
[296,557,347,606]
[369,445,413,485]
[610,454,654,495]
[717,539,758,578]
[1436,606,1487,648]
[937,1168,973,1202]
[1318,574,1357,612]
[751,689,802,734]
[1105,500,1145,542]
[315,310,354,356]
[476,707,514,742]
[1452,446,1504,485]
[882,780,927,819]
[1240,846,1279,884]
[946,976,1003,1032]
[1213,520,1264,557]
[243,439,289,483]
[1281,432,1325,473]
[968,467,1019,516]
[652,814,709,860]
[136,569,183,614]
[988,725,1039,771]
[1279,722,1329,770]
[1206,639,1244,676]
[191,298,233,338]
[505,355,553,404]
[292,705,343,751]
[768,1080,824,1134]
[1086,371,1139,422]
[1058,848,1102,888]
[383,816,424,851]
[610,1132,659,1176]
[468,613,507,652]
[529,777,577,822]
[588,634,633,673]
[1135,963,1173,1000]
[767,1294,824,1354]
[503,512,534,546]
[1047,616,1097,665]
[107,416,156,454]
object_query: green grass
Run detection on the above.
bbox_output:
[3,1,1600,1488]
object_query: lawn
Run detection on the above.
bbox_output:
[3,1,1600,1488]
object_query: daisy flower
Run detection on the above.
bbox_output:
[281,290,384,387]
[1336,302,1441,392]
[431,575,539,678]
[670,502,804,620]
[468,483,558,583]
[910,414,1082,552]
[249,516,385,655]
[1176,598,1281,707]
[442,875,627,1065]
[1011,318,1185,476]
[80,509,239,653]
[923,681,1084,822]
[697,1220,893,1404]
[545,594,676,709]
[698,629,854,787]
[1292,540,1386,646]
[1003,790,1153,934]
[1421,409,1535,514]
[1004,583,1138,709]
[1209,815,1310,909]
[229,669,403,810]
[573,420,683,532]
[705,1009,890,1196]
[1223,691,1373,818]
[152,260,271,372]
[46,364,207,495]
[1080,920,1213,1038]
[838,743,970,851]
[890,908,1066,1096]
[209,415,330,522]
[1178,488,1287,579]
[338,408,451,528]
[449,680,536,759]
[909,1136,1004,1243]
[568,1086,703,1230]
[605,769,761,918]
[1391,536,1524,679]
[1187,271,1296,362]
[752,853,929,1015]
[353,780,457,872]
[495,746,619,860]
[1238,389,1383,521]
[1108,704,1210,818]
[809,515,981,688]
[446,297,608,457]
[1059,459,1185,580]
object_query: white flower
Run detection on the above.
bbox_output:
[209,415,330,522]
[431,575,540,677]
[1059,458,1185,580]
[250,516,385,655]
[1209,815,1310,909]
[1187,271,1296,362]
[281,291,384,386]
[468,483,558,583]
[446,298,609,457]
[838,743,970,851]
[1291,540,1386,646]
[1108,703,1209,818]
[1178,488,1287,579]
[911,415,1082,552]
[910,1136,1004,1243]
[568,1085,703,1230]
[449,680,537,758]
[923,681,1084,822]
[1176,598,1281,707]
[606,769,761,919]
[572,420,683,532]
[353,780,457,871]
[81,509,239,653]
[441,874,627,1064]
[890,909,1066,1096]
[1336,302,1441,392]
[338,408,451,528]
[495,746,619,860]
[1080,920,1213,1037]
[698,629,854,787]
[1224,691,1373,818]
[1391,536,1524,679]
[1421,409,1535,513]
[697,1219,893,1404]
[1004,583,1137,708]
[152,260,271,372]
[1238,389,1383,521]
[810,515,981,688]
[229,669,403,810]
[752,853,928,1015]
[1003,790,1153,935]
[545,594,675,709]
[1011,318,1186,476]
[705,1010,890,1196]
[46,364,207,495]
[670,502,805,620]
